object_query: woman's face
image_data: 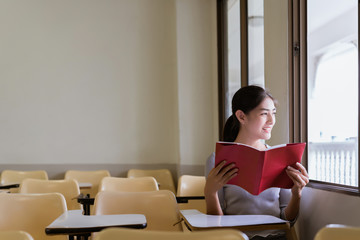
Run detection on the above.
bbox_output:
[243,97,276,140]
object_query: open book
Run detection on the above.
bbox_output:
[215,142,306,195]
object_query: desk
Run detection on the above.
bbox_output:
[46,210,146,240]
[180,209,298,240]
[77,195,205,215]
[0,183,20,189]
[78,182,92,189]
[176,196,205,203]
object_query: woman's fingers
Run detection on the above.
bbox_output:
[218,162,236,176]
[209,161,238,184]
[287,165,309,179]
[222,168,238,183]
[291,172,307,186]
[286,166,309,188]
[212,160,227,175]
[296,162,309,178]
[205,162,238,195]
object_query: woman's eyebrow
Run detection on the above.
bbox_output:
[259,108,276,111]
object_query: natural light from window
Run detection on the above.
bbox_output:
[307,0,358,187]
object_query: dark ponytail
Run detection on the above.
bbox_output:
[222,115,239,142]
[222,85,276,142]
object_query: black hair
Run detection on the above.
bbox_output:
[222,85,276,142]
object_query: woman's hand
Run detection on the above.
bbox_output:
[204,161,238,197]
[286,162,309,198]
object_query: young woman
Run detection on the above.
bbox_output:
[204,85,309,240]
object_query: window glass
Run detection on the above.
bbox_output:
[248,0,264,87]
[307,0,358,186]
[226,0,241,119]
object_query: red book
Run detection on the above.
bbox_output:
[215,142,306,195]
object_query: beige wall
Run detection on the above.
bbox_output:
[0,0,218,177]
[176,0,218,168]
[264,0,289,146]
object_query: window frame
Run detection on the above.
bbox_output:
[217,0,248,140]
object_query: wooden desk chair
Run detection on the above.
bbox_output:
[99,176,159,192]
[0,170,48,193]
[0,231,34,240]
[20,179,81,210]
[64,170,110,197]
[314,224,360,240]
[177,175,206,213]
[94,227,249,240]
[0,193,67,240]
[94,190,183,231]
[127,169,176,194]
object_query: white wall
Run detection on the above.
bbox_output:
[0,0,218,177]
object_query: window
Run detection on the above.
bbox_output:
[308,43,358,186]
[306,0,359,191]
[217,0,360,194]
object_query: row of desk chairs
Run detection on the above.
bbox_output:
[1,168,180,195]
[1,170,207,221]
[0,169,207,239]
[0,168,207,214]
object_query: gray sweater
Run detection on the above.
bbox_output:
[205,152,296,238]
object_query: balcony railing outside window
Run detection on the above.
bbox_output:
[308,140,358,186]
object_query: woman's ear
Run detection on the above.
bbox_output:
[235,110,246,124]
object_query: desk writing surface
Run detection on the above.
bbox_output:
[180,209,287,228]
[46,210,147,234]
[78,182,92,189]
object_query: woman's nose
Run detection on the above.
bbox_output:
[267,113,275,124]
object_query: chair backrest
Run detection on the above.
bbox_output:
[1,170,48,193]
[177,175,206,213]
[94,228,249,240]
[64,170,110,197]
[177,175,205,196]
[314,224,360,240]
[94,190,182,231]
[99,176,159,192]
[0,193,67,240]
[127,169,176,194]
[0,170,48,184]
[0,230,34,240]
[20,179,81,210]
